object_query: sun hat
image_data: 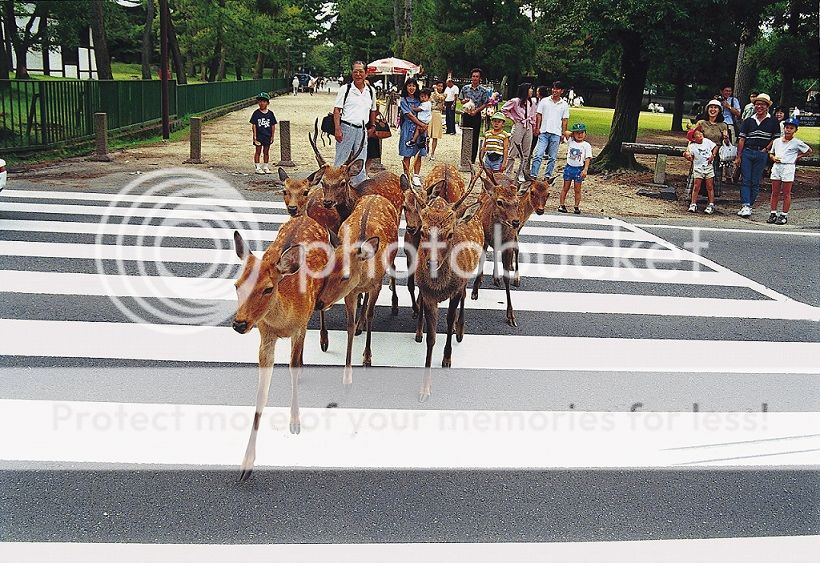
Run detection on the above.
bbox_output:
[570,122,587,132]
[753,93,772,106]
[256,92,271,101]
[783,117,800,129]
[490,112,506,121]
[706,99,722,108]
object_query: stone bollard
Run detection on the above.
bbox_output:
[369,138,386,172]
[183,117,205,164]
[87,113,111,162]
[653,154,667,185]
[458,127,474,172]
[276,120,296,167]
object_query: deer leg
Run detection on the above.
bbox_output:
[239,328,277,482]
[408,270,418,319]
[503,248,518,327]
[319,310,329,352]
[512,240,521,288]
[389,274,399,316]
[414,293,424,343]
[363,286,381,367]
[442,295,460,368]
[288,329,306,434]
[355,293,368,336]
[419,298,438,402]
[455,289,466,342]
[471,244,488,300]
[343,293,357,388]
[492,244,502,287]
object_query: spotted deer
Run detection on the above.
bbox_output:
[314,194,401,386]
[470,162,528,327]
[410,175,483,401]
[308,119,403,318]
[231,216,330,481]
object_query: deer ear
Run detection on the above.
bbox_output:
[276,245,304,276]
[358,236,380,260]
[307,167,324,185]
[517,181,532,196]
[278,168,289,182]
[479,176,496,197]
[347,159,364,178]
[459,203,480,224]
[234,231,250,261]
[400,174,412,192]
[328,229,341,248]
[429,179,446,198]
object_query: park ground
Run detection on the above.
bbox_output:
[10,86,820,227]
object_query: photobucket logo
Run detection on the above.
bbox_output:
[94,168,262,331]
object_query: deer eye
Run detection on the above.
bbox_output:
[281,190,287,196]
[262,287,274,295]
[496,199,503,206]
[447,232,454,240]
[303,190,309,197]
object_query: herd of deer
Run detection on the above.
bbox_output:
[231,120,551,480]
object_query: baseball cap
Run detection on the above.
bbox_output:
[783,117,799,129]
[490,112,506,121]
[570,122,587,132]
[256,92,271,101]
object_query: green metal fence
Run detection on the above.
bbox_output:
[0,77,289,152]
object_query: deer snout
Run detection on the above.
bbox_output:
[233,320,249,334]
[511,219,521,229]
[406,225,418,235]
[287,206,298,216]
[315,299,325,311]
[323,199,334,209]
[536,208,545,215]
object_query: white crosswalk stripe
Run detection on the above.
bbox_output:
[1,186,818,549]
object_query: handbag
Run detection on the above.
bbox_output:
[719,143,737,163]
[368,113,391,139]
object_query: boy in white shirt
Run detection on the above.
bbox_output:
[767,117,812,225]
[406,89,433,148]
[558,122,593,214]
[685,128,718,214]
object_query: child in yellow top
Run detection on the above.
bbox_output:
[480,112,510,172]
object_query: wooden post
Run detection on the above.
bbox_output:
[276,120,296,167]
[87,113,111,162]
[653,154,667,185]
[458,127,474,172]
[159,0,170,140]
[184,117,205,163]
[370,138,386,171]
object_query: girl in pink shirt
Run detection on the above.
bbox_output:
[502,83,537,181]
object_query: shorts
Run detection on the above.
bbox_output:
[254,138,272,147]
[563,165,585,183]
[770,162,795,182]
[692,167,715,180]
[483,153,503,171]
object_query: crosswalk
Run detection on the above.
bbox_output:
[1,182,818,551]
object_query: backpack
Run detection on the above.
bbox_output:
[320,83,375,144]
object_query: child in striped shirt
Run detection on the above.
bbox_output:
[480,112,510,171]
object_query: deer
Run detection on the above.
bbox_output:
[470,161,528,327]
[308,119,403,320]
[273,167,341,353]
[408,174,484,402]
[231,215,331,482]
[314,194,401,387]
[511,143,551,287]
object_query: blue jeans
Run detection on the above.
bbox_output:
[530,132,561,178]
[740,147,767,207]
[335,122,368,186]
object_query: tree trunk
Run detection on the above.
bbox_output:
[0,9,9,80]
[393,0,402,54]
[207,0,225,82]
[234,63,242,81]
[253,52,264,79]
[733,26,756,103]
[168,16,186,84]
[779,0,800,107]
[216,50,226,81]
[91,0,113,79]
[1,1,13,79]
[141,0,153,79]
[591,33,650,172]
[671,75,685,132]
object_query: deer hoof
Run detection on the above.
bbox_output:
[512,277,520,288]
[415,333,423,343]
[354,327,363,336]
[363,356,372,367]
[418,388,431,402]
[470,290,479,300]
[289,419,301,435]
[343,366,353,387]
[507,316,518,327]
[320,338,329,352]
[442,357,451,368]
[492,277,501,287]
[238,467,253,483]
[456,327,464,342]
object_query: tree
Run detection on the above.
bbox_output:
[141,0,153,78]
[91,0,113,79]
[3,0,49,79]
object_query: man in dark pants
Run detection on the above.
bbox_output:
[443,78,459,134]
[733,93,780,218]
[459,68,491,163]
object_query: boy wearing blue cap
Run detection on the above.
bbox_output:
[768,117,812,225]
[250,92,277,174]
[558,123,593,214]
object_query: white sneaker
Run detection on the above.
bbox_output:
[738,205,752,217]
[412,175,422,187]
[263,165,271,174]
[255,165,264,175]
[705,203,715,215]
[688,203,697,213]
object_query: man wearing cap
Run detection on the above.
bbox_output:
[530,81,570,181]
[460,68,491,162]
[734,93,780,217]
[333,60,377,186]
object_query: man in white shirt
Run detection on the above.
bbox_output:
[333,61,377,185]
[530,80,570,180]
[443,78,460,134]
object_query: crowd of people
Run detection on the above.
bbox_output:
[257,64,812,222]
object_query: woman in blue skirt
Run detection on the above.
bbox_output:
[399,78,427,187]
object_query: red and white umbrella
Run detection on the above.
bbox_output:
[366,57,420,76]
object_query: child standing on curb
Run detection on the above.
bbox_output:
[684,128,718,214]
[479,112,510,172]
[558,123,592,214]
[768,117,812,225]
[250,92,276,174]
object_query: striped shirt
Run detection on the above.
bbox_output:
[484,129,509,154]
[738,115,780,150]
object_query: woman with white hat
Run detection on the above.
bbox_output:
[733,93,780,218]
[693,99,731,196]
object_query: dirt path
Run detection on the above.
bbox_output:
[14,87,820,226]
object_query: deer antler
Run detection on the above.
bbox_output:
[453,166,480,210]
[309,118,328,168]
[345,124,367,165]
[479,158,498,186]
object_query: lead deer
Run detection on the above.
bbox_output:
[273,167,341,352]
[409,175,483,401]
[470,162,528,327]
[232,216,331,482]
[308,119,403,318]
[513,144,551,287]
[314,194,401,387]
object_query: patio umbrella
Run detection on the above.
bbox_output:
[366,57,420,76]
